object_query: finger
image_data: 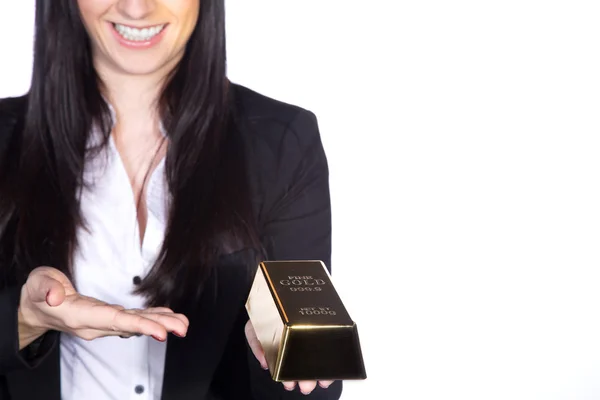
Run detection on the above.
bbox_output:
[117,312,168,341]
[140,309,189,328]
[245,321,268,369]
[31,266,76,292]
[45,282,67,307]
[31,266,72,285]
[127,311,189,337]
[298,381,317,395]
[77,328,140,341]
[117,332,143,339]
[28,274,66,306]
[282,382,296,391]
[125,308,187,325]
[106,304,126,312]
[119,333,135,339]
[85,305,169,340]
[143,307,174,314]
[318,380,334,389]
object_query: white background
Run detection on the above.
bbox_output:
[2,1,600,399]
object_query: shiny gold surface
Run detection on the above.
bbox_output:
[260,262,289,323]
[290,325,353,330]
[273,326,291,381]
[245,266,285,374]
[246,260,367,381]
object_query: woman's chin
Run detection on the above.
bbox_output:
[108,56,175,78]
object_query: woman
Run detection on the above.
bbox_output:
[0,1,341,399]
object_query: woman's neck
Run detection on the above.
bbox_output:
[96,69,169,243]
[99,67,166,143]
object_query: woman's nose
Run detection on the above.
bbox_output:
[116,0,156,21]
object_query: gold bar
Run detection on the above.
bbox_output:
[245,260,367,382]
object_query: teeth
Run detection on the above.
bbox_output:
[113,23,165,42]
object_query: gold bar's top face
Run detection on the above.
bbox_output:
[259,260,353,327]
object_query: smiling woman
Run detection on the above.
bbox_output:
[113,23,167,44]
[0,1,339,400]
[78,0,198,69]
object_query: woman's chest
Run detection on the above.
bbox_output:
[75,144,168,307]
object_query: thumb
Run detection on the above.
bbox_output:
[28,271,67,306]
[44,280,66,307]
[245,320,268,370]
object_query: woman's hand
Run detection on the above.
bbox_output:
[17,266,189,349]
[245,320,334,395]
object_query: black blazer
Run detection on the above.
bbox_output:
[0,85,343,400]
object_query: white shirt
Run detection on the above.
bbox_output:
[60,124,169,400]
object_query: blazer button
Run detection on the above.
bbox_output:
[134,385,145,394]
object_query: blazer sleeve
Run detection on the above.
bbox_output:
[246,109,343,399]
[0,103,59,375]
[0,285,59,375]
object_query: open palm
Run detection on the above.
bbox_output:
[18,267,188,345]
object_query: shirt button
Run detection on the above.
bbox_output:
[134,385,145,394]
[133,276,142,285]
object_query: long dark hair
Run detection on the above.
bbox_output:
[3,0,260,307]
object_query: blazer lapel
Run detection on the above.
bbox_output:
[161,249,255,400]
